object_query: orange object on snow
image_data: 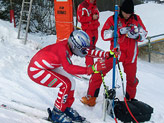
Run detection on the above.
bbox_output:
[54,0,74,42]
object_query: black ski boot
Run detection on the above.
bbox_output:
[64,107,86,122]
[47,107,72,123]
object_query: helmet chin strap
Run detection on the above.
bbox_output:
[67,43,74,54]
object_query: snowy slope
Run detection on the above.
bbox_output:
[0,2,164,123]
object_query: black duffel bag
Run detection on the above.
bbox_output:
[110,99,153,122]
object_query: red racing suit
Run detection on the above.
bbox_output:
[28,40,108,111]
[77,0,100,66]
[87,14,147,99]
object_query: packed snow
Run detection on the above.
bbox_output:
[0,2,164,123]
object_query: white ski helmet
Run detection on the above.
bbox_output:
[68,30,90,57]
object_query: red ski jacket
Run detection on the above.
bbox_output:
[77,0,100,31]
[28,40,108,75]
[101,14,147,63]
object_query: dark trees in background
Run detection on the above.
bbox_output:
[0,0,55,35]
[0,0,142,34]
[73,0,142,12]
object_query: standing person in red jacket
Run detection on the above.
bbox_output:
[77,0,100,67]
[81,0,148,107]
[28,30,117,123]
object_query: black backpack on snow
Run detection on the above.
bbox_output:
[108,99,153,122]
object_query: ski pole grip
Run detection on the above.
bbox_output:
[92,65,100,73]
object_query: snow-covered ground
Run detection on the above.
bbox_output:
[0,2,164,123]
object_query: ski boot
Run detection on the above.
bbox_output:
[47,107,72,123]
[64,107,86,122]
[80,95,96,106]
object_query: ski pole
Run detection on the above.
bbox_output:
[109,4,119,122]
[101,71,109,121]
[100,72,117,123]
[116,58,125,96]
[112,4,118,91]
[100,72,110,98]
[101,71,116,100]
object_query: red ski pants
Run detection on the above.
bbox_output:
[87,58,138,100]
[28,62,75,112]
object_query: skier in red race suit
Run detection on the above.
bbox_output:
[81,0,148,106]
[27,30,117,123]
[77,0,100,67]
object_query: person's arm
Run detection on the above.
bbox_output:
[59,47,107,75]
[92,6,100,29]
[136,15,148,42]
[86,48,119,59]
[126,15,148,41]
[59,48,87,75]
[92,7,99,20]
[77,5,92,23]
[101,16,114,41]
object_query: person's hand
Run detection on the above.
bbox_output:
[105,48,119,59]
[126,30,139,39]
[119,27,131,35]
[93,14,98,20]
[87,59,106,75]
[126,26,139,39]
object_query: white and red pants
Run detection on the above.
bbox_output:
[28,62,75,112]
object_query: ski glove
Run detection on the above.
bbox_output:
[126,26,139,39]
[119,27,131,35]
[105,48,119,59]
[87,59,106,75]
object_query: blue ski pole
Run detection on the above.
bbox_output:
[111,3,119,122]
[112,4,118,90]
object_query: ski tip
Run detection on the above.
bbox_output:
[47,108,51,112]
[47,108,52,115]
[47,108,52,121]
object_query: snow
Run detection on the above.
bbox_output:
[0,2,164,123]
